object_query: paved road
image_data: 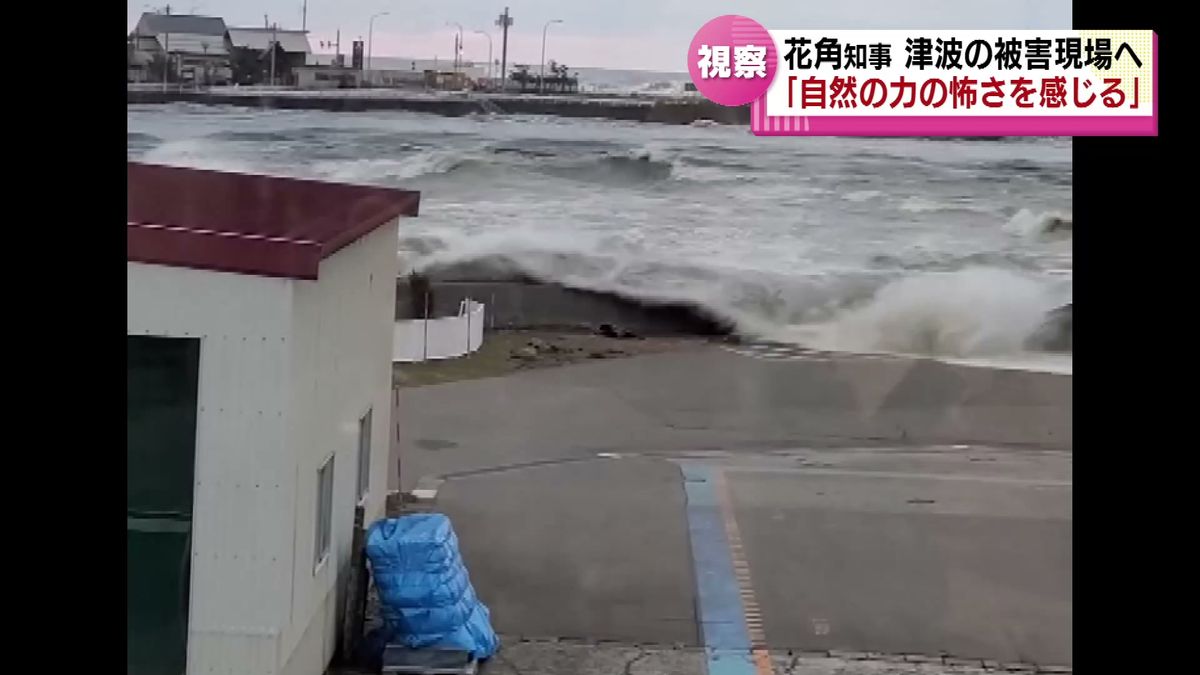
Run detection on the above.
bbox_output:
[481,639,1067,674]
[389,347,1072,671]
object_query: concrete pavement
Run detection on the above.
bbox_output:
[438,458,698,645]
[392,347,1070,491]
[724,455,1071,664]
[388,346,1072,672]
[483,639,1066,674]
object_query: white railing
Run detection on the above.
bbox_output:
[393,300,485,362]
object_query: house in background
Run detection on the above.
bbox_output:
[127,162,420,675]
[129,12,231,84]
[227,27,313,85]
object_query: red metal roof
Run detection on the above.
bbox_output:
[128,162,420,280]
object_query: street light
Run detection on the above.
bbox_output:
[474,30,493,87]
[446,22,464,73]
[540,19,563,94]
[367,10,390,85]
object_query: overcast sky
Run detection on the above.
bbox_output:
[128,1,1072,72]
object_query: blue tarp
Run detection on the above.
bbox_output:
[366,514,499,660]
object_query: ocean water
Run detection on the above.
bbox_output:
[127,103,1073,373]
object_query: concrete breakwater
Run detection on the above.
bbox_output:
[395,273,733,338]
[126,88,751,125]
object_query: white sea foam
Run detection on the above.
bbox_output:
[772,267,1063,359]
[844,190,884,202]
[140,138,255,173]
[1005,208,1073,240]
[313,151,471,182]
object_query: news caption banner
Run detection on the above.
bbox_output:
[688,15,1157,136]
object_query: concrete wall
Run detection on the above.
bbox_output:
[296,68,362,89]
[397,279,730,337]
[126,89,751,125]
[280,221,399,675]
[128,262,295,675]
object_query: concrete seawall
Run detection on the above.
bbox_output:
[396,277,732,337]
[127,89,751,125]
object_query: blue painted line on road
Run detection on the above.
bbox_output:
[681,463,758,675]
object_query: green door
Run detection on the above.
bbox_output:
[128,336,200,675]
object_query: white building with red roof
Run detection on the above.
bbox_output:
[127,162,420,675]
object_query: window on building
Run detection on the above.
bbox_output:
[314,455,334,570]
[357,409,372,502]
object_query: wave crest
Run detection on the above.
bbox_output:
[778,268,1064,358]
[1006,209,1073,240]
[403,233,1070,360]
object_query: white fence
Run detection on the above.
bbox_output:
[393,300,485,362]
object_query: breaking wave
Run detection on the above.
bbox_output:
[775,267,1063,358]
[126,111,1071,373]
[1005,209,1073,240]
[304,143,741,186]
[138,138,256,173]
[402,231,1072,364]
[126,132,162,153]
[314,151,477,182]
[899,196,996,215]
[133,127,767,187]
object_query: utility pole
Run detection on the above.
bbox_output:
[201,41,210,87]
[270,22,278,86]
[162,21,171,92]
[302,0,307,31]
[162,32,170,91]
[496,7,512,92]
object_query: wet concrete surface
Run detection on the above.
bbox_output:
[479,640,1060,674]
[388,346,1072,672]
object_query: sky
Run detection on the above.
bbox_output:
[128,1,1072,72]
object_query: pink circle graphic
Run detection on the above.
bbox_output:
[687,15,777,107]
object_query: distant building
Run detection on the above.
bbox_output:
[227,27,313,86]
[128,162,420,675]
[294,64,362,90]
[310,54,490,89]
[508,62,579,94]
[129,12,231,85]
